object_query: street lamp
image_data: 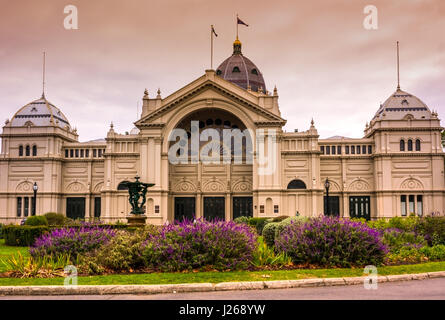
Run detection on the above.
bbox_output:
[32,182,38,216]
[324,178,330,216]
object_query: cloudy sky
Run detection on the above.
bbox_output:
[0,0,444,141]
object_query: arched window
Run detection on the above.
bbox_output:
[232,66,240,73]
[266,198,273,215]
[251,68,258,75]
[407,139,413,151]
[287,179,307,189]
[400,140,405,151]
[25,145,30,156]
[117,181,130,190]
[19,145,23,157]
[415,139,421,151]
[32,145,37,156]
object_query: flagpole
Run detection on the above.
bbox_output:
[236,14,239,39]
[211,25,213,69]
[42,51,46,98]
[397,41,400,90]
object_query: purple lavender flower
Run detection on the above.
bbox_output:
[141,218,257,271]
[275,216,387,267]
[30,225,116,259]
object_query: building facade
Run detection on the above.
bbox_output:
[1,39,444,224]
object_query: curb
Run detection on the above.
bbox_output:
[0,271,444,296]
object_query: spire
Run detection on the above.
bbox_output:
[397,41,401,90]
[41,51,46,99]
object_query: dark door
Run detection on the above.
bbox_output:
[324,196,340,217]
[94,197,101,218]
[233,197,253,219]
[204,197,225,221]
[349,196,371,220]
[174,197,195,221]
[66,197,86,220]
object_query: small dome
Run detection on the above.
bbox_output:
[374,88,432,120]
[9,96,71,129]
[129,126,140,135]
[216,39,266,93]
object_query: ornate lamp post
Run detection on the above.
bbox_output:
[32,182,38,216]
[324,178,330,216]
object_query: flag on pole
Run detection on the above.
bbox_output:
[237,17,249,27]
[212,25,218,37]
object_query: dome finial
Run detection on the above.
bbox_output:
[233,38,242,55]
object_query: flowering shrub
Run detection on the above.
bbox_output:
[419,244,445,261]
[78,225,159,274]
[385,244,445,265]
[275,216,308,239]
[415,216,445,246]
[385,246,427,265]
[141,219,257,271]
[382,228,426,253]
[275,217,387,267]
[30,224,116,259]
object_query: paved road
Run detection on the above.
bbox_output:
[1,278,444,300]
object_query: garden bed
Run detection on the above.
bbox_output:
[0,215,444,284]
[1,261,445,286]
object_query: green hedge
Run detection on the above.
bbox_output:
[43,212,67,225]
[3,225,50,246]
[25,216,48,226]
[0,223,4,239]
[262,222,280,247]
[47,224,128,230]
[247,218,271,235]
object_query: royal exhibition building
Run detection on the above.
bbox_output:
[0,38,444,225]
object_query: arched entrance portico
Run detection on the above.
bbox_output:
[166,107,254,222]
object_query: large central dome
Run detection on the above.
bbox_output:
[216,39,266,93]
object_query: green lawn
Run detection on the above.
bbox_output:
[0,239,444,286]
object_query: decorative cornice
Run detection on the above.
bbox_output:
[254,121,285,127]
[282,151,322,155]
[0,132,77,141]
[103,153,140,158]
[136,123,166,128]
[137,81,286,126]
[372,152,445,158]
[365,126,444,138]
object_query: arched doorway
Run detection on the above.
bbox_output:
[168,108,253,221]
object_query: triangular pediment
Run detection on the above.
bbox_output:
[136,71,286,128]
